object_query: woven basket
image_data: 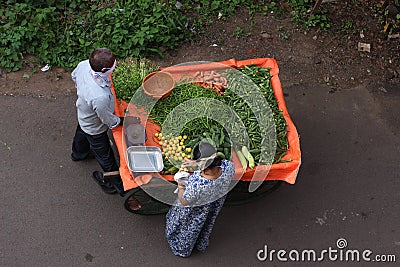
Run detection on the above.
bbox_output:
[142,71,175,99]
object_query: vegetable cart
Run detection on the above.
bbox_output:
[108,58,301,215]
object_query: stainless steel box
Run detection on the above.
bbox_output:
[126,146,164,172]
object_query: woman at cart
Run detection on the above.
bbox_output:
[165,141,235,257]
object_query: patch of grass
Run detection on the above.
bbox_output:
[277,25,289,40]
[288,0,332,31]
[112,57,159,103]
[234,26,244,40]
[280,32,289,40]
[369,0,400,34]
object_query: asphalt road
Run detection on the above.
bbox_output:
[0,83,399,266]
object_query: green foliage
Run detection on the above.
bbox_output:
[2,0,395,73]
[0,0,190,72]
[112,57,159,103]
[179,0,266,25]
[370,0,400,34]
[340,20,357,35]
[0,2,57,71]
[262,1,278,15]
[1,0,268,72]
[288,0,332,31]
[181,0,333,31]
[234,26,244,39]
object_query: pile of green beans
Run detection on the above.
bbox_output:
[227,65,289,163]
[149,83,224,133]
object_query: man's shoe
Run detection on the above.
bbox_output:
[71,153,81,161]
[92,171,117,194]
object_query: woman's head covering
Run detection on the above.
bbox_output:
[193,141,220,171]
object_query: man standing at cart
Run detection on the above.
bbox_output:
[70,48,123,194]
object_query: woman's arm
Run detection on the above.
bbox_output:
[177,183,189,206]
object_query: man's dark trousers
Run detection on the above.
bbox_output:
[71,124,118,172]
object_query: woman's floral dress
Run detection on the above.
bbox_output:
[165,159,235,257]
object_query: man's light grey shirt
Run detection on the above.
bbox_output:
[72,60,120,135]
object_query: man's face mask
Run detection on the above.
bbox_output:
[101,60,116,75]
[91,60,116,80]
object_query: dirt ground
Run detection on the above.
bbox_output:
[0,1,399,98]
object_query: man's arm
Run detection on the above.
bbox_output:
[92,95,120,129]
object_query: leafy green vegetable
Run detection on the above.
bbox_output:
[112,57,159,102]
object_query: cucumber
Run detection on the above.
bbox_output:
[217,152,225,159]
[242,146,255,169]
[236,150,248,171]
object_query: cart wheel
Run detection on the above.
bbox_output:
[224,180,282,206]
[123,187,171,215]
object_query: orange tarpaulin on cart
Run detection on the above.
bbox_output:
[111,58,301,191]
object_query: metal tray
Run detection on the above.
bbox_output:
[126,146,164,172]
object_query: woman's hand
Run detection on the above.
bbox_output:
[181,158,197,168]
